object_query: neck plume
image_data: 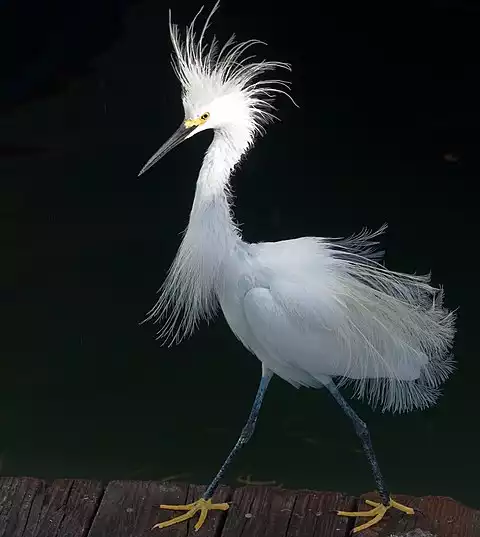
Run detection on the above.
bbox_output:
[146,127,249,344]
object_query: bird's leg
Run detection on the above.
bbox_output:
[326,381,389,503]
[325,381,414,533]
[153,370,272,531]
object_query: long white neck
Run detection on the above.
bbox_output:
[148,127,251,344]
[190,128,247,243]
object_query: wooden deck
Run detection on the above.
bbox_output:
[1,477,479,537]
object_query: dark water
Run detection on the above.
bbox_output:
[2,0,479,509]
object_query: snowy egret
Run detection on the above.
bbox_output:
[138,2,456,532]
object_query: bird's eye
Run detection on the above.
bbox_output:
[200,112,210,122]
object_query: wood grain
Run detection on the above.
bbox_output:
[2,478,480,537]
[0,477,103,537]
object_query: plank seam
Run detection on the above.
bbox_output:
[212,487,233,537]
[343,495,359,537]
[84,482,107,537]
[283,492,298,536]
[54,480,74,536]
[20,479,42,537]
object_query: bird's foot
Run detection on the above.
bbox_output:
[152,497,229,531]
[338,497,414,533]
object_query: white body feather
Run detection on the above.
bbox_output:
[147,2,456,413]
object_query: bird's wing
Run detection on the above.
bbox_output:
[243,286,331,389]
[241,232,454,412]
[243,284,373,389]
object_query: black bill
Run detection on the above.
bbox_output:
[138,122,198,177]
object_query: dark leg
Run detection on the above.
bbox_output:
[202,370,272,500]
[324,380,390,505]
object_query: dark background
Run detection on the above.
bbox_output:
[2,0,479,508]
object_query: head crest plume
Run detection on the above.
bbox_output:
[168,1,295,134]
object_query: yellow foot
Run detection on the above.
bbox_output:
[338,498,414,533]
[152,498,229,532]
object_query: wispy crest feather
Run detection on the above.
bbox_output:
[168,0,293,133]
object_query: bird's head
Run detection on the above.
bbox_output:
[138,1,294,176]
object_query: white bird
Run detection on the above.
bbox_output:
[138,2,456,533]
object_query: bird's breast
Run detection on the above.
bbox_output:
[215,247,259,352]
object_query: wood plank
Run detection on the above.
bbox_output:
[355,492,480,537]
[286,490,356,537]
[3,478,480,537]
[0,477,104,537]
[220,486,356,537]
[86,480,231,537]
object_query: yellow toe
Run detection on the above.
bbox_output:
[153,509,194,529]
[194,506,209,531]
[352,506,388,533]
[390,498,415,515]
[153,498,229,531]
[159,502,195,511]
[338,497,414,533]
[337,506,382,517]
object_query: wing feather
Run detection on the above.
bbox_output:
[242,229,455,413]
